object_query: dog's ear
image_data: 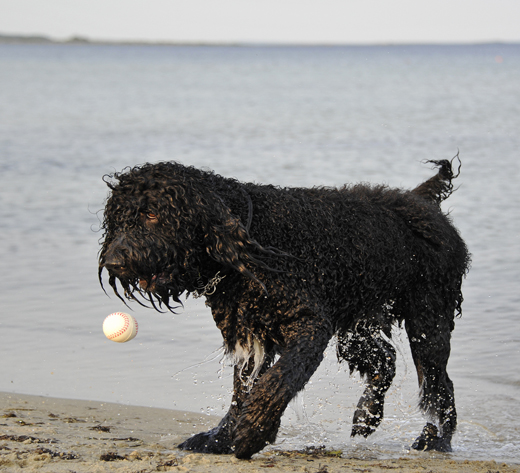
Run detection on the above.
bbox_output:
[202,200,274,292]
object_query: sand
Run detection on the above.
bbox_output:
[1,392,517,473]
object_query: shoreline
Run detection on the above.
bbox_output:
[1,392,517,472]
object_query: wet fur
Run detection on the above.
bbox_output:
[99,158,470,459]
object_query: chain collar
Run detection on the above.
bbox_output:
[193,271,226,299]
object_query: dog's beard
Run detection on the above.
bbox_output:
[99,253,187,311]
[103,270,184,311]
[138,270,185,307]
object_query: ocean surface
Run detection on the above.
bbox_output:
[0,43,519,463]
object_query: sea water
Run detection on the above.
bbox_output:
[0,43,519,462]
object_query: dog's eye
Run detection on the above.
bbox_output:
[141,211,158,224]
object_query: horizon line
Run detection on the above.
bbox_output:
[0,32,518,47]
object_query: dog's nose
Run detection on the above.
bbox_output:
[102,253,127,274]
[101,235,132,275]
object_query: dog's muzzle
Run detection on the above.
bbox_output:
[101,237,132,278]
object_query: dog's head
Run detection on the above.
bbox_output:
[99,162,274,310]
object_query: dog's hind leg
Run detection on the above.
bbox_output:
[337,317,397,438]
[405,312,456,452]
[232,312,333,459]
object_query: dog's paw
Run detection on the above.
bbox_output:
[178,428,233,455]
[411,423,452,452]
[232,413,280,459]
[233,429,269,460]
[351,422,377,438]
[350,407,381,438]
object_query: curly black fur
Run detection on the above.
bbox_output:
[99,158,470,459]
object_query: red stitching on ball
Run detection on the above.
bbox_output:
[108,312,131,339]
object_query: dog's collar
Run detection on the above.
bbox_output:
[193,271,226,299]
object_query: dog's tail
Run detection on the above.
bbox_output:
[412,153,461,205]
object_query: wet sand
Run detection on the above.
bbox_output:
[1,392,517,472]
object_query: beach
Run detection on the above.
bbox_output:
[1,392,517,473]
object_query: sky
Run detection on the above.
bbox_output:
[0,0,519,45]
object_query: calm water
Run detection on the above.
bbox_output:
[0,43,519,462]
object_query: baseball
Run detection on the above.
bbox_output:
[103,312,138,343]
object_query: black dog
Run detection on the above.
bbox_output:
[99,159,470,459]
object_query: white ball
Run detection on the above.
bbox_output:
[103,312,138,343]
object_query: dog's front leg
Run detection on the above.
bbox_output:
[232,315,332,459]
[178,356,272,454]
